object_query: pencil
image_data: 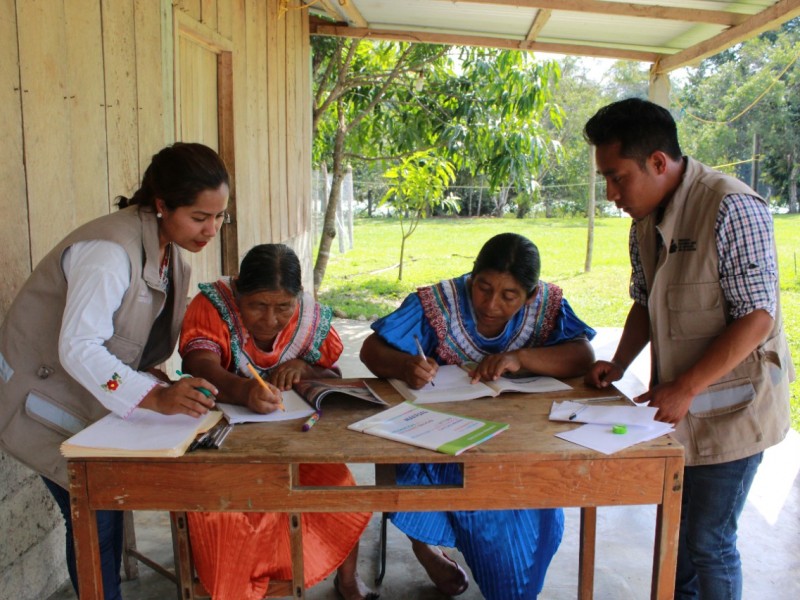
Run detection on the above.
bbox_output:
[246,363,285,411]
[413,335,435,387]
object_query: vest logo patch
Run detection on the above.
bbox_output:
[669,238,697,253]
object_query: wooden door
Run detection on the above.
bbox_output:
[174,10,238,294]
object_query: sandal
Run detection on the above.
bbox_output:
[334,574,380,600]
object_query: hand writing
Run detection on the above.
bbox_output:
[404,355,438,389]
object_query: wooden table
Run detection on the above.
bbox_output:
[68,378,684,599]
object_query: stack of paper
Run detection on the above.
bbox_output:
[550,400,673,455]
[61,409,223,458]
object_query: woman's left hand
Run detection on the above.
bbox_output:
[268,359,309,390]
[470,351,522,383]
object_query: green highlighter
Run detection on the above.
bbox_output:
[176,370,214,398]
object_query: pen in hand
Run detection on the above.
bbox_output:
[413,335,435,387]
[246,363,285,411]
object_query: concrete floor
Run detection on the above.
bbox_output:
[47,321,800,600]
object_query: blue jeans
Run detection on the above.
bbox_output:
[675,453,762,600]
[42,477,124,600]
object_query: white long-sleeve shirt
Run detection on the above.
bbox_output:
[60,240,162,417]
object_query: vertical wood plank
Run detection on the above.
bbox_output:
[275,3,289,241]
[102,0,140,203]
[285,8,299,237]
[262,0,277,243]
[69,463,105,600]
[578,506,597,599]
[266,0,281,242]
[230,0,249,260]
[243,0,261,250]
[177,0,201,21]
[652,456,683,600]
[64,0,108,222]
[17,0,76,263]
[160,0,176,144]
[218,51,238,276]
[134,0,168,175]
[217,0,233,39]
[200,0,217,30]
[299,10,312,236]
[1,0,31,312]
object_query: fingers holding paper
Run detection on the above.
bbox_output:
[268,359,307,391]
[635,380,694,426]
[140,377,217,417]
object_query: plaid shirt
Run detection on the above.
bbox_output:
[629,193,777,319]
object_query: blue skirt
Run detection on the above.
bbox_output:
[390,463,564,600]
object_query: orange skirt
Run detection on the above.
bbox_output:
[187,463,371,600]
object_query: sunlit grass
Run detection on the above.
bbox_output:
[318,214,800,430]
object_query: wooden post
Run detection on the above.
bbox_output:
[750,132,761,192]
[585,145,596,273]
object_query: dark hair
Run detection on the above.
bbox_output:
[583,98,682,167]
[472,233,540,297]
[235,244,303,297]
[117,142,229,210]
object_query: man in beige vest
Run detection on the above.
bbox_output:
[583,98,793,600]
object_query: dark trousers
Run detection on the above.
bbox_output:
[42,477,124,600]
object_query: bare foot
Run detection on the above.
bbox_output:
[411,540,469,596]
[334,572,379,600]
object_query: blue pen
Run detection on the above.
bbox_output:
[413,335,435,387]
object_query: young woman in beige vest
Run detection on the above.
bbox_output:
[0,142,229,600]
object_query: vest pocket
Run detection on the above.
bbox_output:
[667,282,726,340]
[686,377,762,456]
[25,390,88,437]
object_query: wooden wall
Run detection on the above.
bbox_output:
[0,2,312,597]
[0,0,313,316]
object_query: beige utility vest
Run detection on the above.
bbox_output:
[636,158,793,466]
[0,206,190,487]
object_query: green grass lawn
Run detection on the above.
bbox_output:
[317,214,800,430]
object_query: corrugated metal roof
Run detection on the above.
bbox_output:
[308,0,800,73]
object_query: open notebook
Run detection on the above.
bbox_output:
[60,409,223,458]
[389,364,571,404]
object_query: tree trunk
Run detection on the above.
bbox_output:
[789,157,799,214]
[313,102,347,295]
[398,233,406,281]
[585,145,596,273]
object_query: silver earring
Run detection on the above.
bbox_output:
[156,212,162,218]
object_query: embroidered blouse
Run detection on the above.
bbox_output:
[371,274,595,363]
[179,277,342,377]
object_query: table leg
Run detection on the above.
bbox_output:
[651,456,683,600]
[68,462,104,600]
[290,513,305,599]
[578,506,597,600]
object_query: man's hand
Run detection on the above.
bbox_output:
[584,360,625,389]
[635,380,695,426]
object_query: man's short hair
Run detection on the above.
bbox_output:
[583,98,683,167]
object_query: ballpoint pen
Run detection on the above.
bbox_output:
[246,363,285,411]
[568,396,623,420]
[302,411,321,432]
[413,335,435,387]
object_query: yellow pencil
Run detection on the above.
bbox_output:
[246,363,285,411]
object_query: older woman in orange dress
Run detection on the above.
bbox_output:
[179,244,377,600]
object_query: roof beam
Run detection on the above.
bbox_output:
[526,9,552,41]
[454,0,749,27]
[312,0,368,28]
[656,0,800,72]
[310,19,660,63]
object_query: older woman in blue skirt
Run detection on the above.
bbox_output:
[360,233,596,600]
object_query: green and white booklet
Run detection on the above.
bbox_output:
[347,401,508,456]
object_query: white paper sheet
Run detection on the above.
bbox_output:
[549,400,657,425]
[216,390,314,424]
[555,422,674,455]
